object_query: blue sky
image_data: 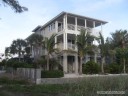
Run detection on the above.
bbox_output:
[0,0,128,54]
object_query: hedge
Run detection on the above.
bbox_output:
[41,70,64,78]
[82,61,100,74]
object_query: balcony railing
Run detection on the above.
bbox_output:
[67,43,76,50]
[58,26,63,32]
[67,24,75,30]
[57,43,77,51]
[57,43,63,50]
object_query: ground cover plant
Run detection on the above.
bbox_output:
[0,75,128,96]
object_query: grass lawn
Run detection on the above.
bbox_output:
[0,75,128,96]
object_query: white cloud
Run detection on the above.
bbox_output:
[71,0,124,13]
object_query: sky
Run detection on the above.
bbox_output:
[0,0,128,54]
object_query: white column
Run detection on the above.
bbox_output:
[55,21,58,33]
[93,21,95,28]
[63,33,65,49]
[63,15,66,30]
[55,36,57,48]
[94,53,97,63]
[65,14,67,31]
[75,54,78,74]
[63,53,67,73]
[75,17,77,31]
[85,19,87,28]
[101,23,103,34]
[65,33,67,50]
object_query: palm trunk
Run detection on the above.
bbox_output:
[46,53,50,70]
[101,57,105,73]
[18,51,21,62]
[79,57,83,74]
[123,58,126,73]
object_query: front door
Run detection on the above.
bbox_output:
[68,56,75,73]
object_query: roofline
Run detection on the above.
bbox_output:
[33,11,108,32]
[32,25,42,32]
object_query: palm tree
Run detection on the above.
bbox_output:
[76,29,93,74]
[10,39,27,61]
[111,30,128,73]
[43,34,57,70]
[1,0,28,13]
[27,33,43,62]
[96,32,106,73]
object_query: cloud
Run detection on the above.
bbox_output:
[71,0,124,13]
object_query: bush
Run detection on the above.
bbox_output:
[41,70,64,78]
[6,60,34,69]
[82,61,100,74]
[108,63,120,74]
[0,77,28,85]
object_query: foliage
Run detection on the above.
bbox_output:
[82,61,100,74]
[1,0,28,13]
[0,77,29,85]
[27,33,43,62]
[0,76,128,96]
[41,70,64,78]
[38,58,59,70]
[43,34,57,70]
[108,63,120,74]
[6,60,34,69]
[76,29,94,74]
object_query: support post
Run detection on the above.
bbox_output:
[75,17,77,31]
[55,21,58,32]
[75,54,78,74]
[63,33,65,49]
[63,53,67,73]
[85,19,87,28]
[55,36,57,48]
[63,15,66,30]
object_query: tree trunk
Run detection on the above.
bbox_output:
[46,53,50,71]
[18,51,21,62]
[79,57,83,74]
[101,57,105,73]
[123,58,126,74]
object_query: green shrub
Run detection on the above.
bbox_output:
[6,60,34,69]
[82,61,100,74]
[41,70,64,78]
[0,77,28,85]
[108,63,120,74]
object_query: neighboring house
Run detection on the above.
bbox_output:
[31,12,107,74]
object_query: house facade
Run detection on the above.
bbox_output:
[31,12,107,74]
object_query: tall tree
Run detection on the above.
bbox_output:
[43,34,57,70]
[1,0,28,13]
[27,33,43,62]
[76,29,93,74]
[96,32,106,73]
[10,39,27,61]
[111,30,128,73]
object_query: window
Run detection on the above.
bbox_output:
[49,26,50,31]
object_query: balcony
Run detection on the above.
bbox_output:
[57,43,77,51]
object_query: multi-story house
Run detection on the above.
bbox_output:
[31,12,107,74]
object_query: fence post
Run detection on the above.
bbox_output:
[36,69,41,84]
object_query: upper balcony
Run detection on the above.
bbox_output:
[57,23,100,37]
[56,14,104,37]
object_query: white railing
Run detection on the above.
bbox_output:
[77,25,86,31]
[67,24,75,30]
[57,43,77,51]
[58,26,63,32]
[67,43,76,50]
[57,43,63,50]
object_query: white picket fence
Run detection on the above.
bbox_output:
[16,68,41,84]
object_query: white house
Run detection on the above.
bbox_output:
[31,12,108,74]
